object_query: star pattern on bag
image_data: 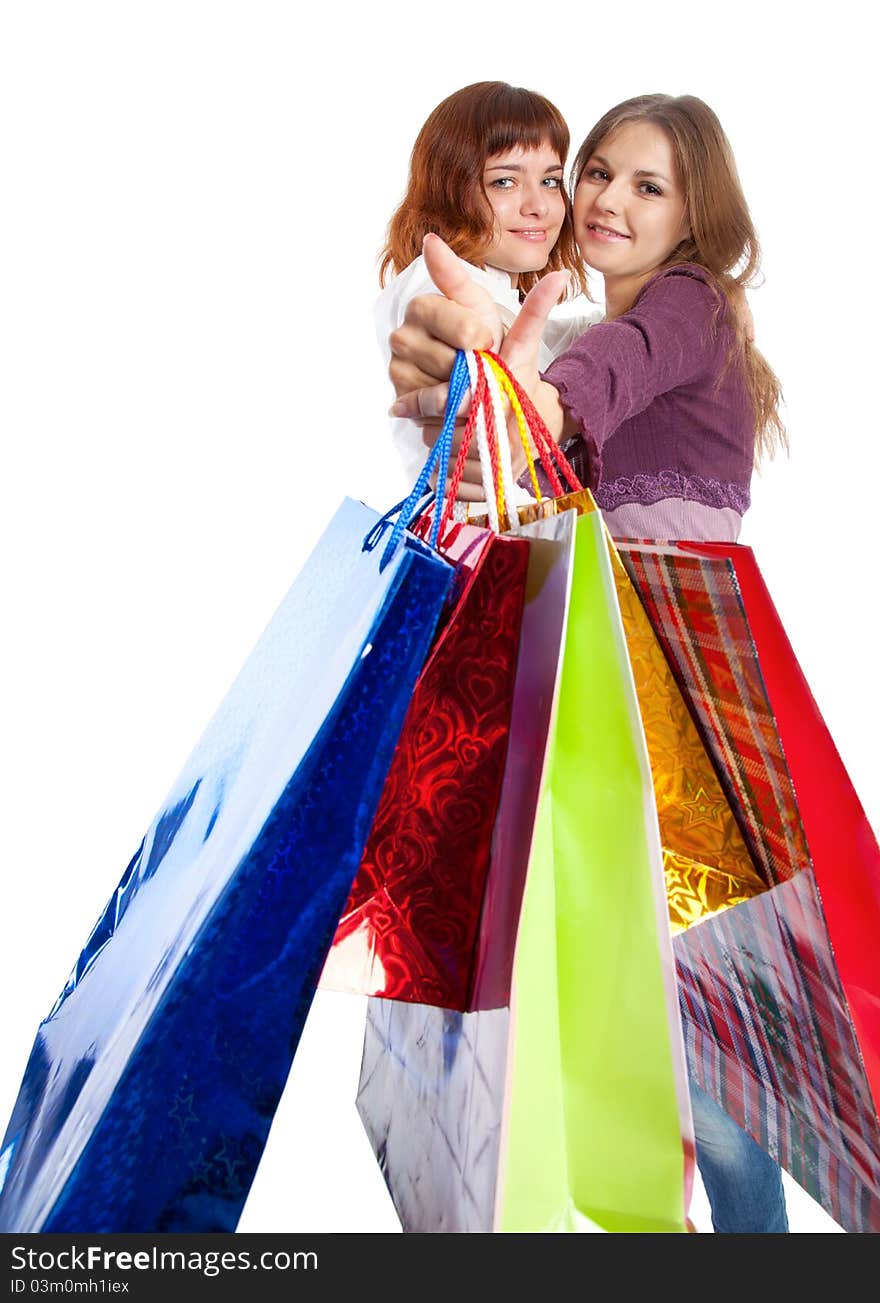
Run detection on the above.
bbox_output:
[210,1137,247,1193]
[680,785,729,831]
[168,1088,198,1135]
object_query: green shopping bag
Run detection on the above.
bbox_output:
[499,508,689,1232]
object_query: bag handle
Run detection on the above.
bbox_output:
[440,352,520,534]
[378,349,472,568]
[480,351,583,502]
[439,350,584,533]
[378,348,585,565]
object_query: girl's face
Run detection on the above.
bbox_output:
[481,142,566,284]
[573,121,690,283]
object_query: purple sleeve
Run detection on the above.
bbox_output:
[544,265,725,454]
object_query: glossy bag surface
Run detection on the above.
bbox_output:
[0,498,452,1233]
[621,540,880,1233]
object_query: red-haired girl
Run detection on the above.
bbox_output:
[376,81,599,484]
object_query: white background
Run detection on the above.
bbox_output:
[0,2,874,1235]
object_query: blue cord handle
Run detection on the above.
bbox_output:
[361,490,436,553]
[377,350,471,570]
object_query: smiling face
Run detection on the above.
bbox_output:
[481,143,567,286]
[573,120,690,307]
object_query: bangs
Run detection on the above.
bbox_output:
[482,87,569,163]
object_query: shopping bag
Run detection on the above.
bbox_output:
[0,498,453,1233]
[356,354,693,1233]
[320,515,530,1010]
[320,350,541,1011]
[620,540,880,1233]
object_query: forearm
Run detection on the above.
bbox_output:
[542,268,718,445]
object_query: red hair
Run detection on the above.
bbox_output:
[380,81,586,297]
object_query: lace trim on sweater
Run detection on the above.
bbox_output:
[595,470,750,515]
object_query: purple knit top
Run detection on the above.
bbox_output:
[541,263,754,541]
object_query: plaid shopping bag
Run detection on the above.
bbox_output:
[621,540,880,1233]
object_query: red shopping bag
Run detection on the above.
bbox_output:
[320,518,529,1010]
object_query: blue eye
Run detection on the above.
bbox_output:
[489,177,516,188]
[543,176,563,188]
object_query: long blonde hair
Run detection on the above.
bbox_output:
[573,94,785,458]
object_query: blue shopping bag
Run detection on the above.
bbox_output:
[0,498,452,1232]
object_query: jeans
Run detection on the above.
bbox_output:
[690,1081,789,1233]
